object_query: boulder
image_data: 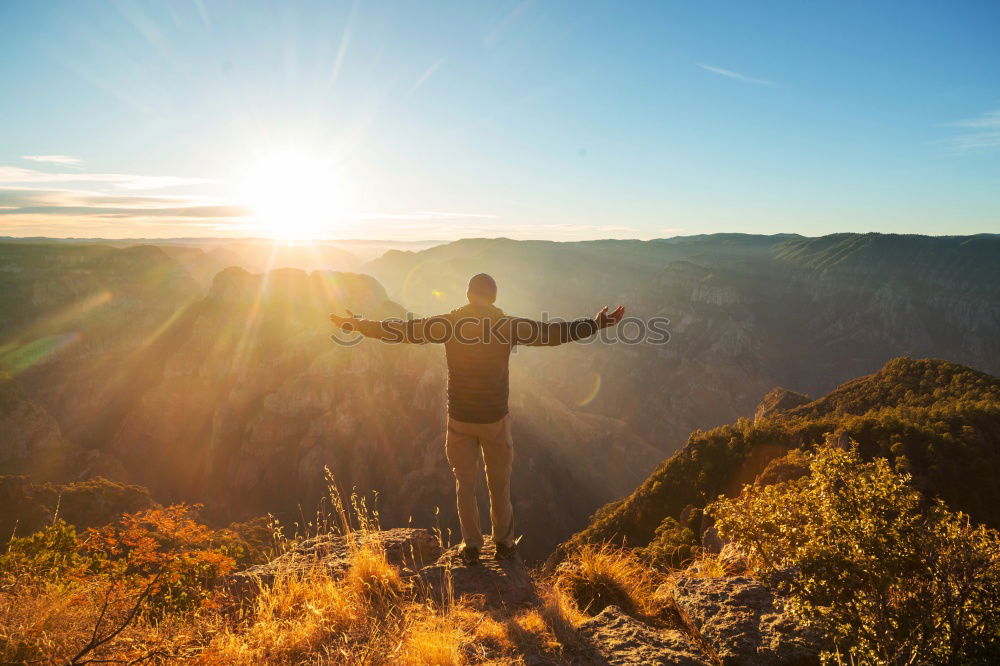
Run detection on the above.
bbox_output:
[578,605,711,665]
[418,538,537,610]
[228,527,441,594]
[672,576,821,665]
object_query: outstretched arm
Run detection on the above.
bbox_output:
[513,305,625,347]
[329,310,448,344]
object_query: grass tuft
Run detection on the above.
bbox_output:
[554,543,659,617]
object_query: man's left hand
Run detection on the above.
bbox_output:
[595,305,625,329]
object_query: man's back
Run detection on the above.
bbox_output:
[442,303,514,424]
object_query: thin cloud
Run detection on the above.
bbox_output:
[484,0,534,47]
[0,166,215,190]
[0,187,213,208]
[0,205,250,218]
[409,59,445,94]
[0,187,248,220]
[21,155,83,165]
[951,110,1000,129]
[944,110,1000,152]
[697,63,775,86]
[368,210,500,221]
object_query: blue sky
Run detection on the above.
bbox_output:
[1,0,998,239]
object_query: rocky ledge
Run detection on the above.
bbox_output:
[227,530,822,664]
[672,576,821,665]
[418,539,538,609]
[578,605,708,665]
[227,527,442,594]
[228,529,536,609]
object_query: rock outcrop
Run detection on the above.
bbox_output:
[672,576,821,665]
[229,529,539,612]
[578,605,710,665]
[228,527,441,594]
[418,538,537,609]
[754,388,811,423]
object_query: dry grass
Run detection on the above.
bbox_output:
[680,544,748,579]
[204,499,419,664]
[203,570,359,663]
[2,470,628,665]
[344,545,407,604]
[2,549,605,665]
[0,578,215,663]
[554,543,663,617]
[395,585,596,665]
[538,584,588,649]
[397,610,466,665]
[0,579,99,662]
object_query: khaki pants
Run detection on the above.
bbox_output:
[445,414,514,549]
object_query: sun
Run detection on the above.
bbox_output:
[239,149,346,239]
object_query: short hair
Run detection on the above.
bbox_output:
[467,273,497,304]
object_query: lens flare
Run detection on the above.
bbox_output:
[576,372,602,406]
[0,333,81,375]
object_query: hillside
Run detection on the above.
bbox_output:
[553,357,1000,566]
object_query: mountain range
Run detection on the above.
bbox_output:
[1,233,998,558]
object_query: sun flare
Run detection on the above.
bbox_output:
[239,149,346,239]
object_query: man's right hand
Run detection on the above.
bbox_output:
[595,305,625,329]
[329,309,357,329]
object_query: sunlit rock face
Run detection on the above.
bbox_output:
[754,388,811,423]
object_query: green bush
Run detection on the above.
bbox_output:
[642,517,697,568]
[0,519,85,578]
[709,441,1000,665]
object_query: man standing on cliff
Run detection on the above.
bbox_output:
[330,273,625,564]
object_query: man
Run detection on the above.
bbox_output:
[330,273,625,564]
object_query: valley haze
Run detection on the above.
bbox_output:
[2,231,997,558]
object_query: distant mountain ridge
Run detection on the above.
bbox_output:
[366,232,999,453]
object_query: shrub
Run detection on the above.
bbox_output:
[0,518,83,577]
[81,504,237,615]
[642,516,698,568]
[709,440,1000,665]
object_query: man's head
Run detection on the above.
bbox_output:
[467,273,497,305]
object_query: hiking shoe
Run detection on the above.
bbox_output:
[495,542,518,561]
[460,545,480,566]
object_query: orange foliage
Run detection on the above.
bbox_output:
[78,504,236,614]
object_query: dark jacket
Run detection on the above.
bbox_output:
[345,303,598,423]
